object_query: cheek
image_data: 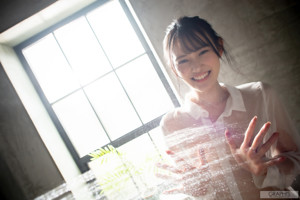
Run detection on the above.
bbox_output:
[203,52,220,64]
[175,65,189,77]
[206,57,221,72]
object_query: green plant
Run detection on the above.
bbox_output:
[89,145,141,195]
[89,145,171,199]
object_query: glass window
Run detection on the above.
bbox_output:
[54,17,112,85]
[86,0,145,67]
[84,73,142,140]
[16,0,179,198]
[52,90,110,157]
[116,55,174,123]
[20,0,177,164]
[22,34,80,103]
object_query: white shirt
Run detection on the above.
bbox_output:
[160,82,300,200]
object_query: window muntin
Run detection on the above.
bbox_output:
[53,16,112,86]
[52,90,110,157]
[86,0,145,67]
[116,54,174,123]
[22,34,80,103]
[84,73,142,141]
[18,0,179,178]
[17,0,181,199]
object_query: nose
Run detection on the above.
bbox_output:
[190,59,203,72]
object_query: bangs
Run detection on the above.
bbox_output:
[177,30,209,54]
[169,22,220,57]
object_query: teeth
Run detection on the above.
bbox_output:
[193,72,209,80]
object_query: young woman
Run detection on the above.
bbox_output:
[157,16,300,200]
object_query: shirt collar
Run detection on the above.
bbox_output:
[223,83,246,117]
[182,83,246,120]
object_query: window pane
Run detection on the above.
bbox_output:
[52,90,110,157]
[22,34,80,103]
[54,17,112,85]
[86,0,145,67]
[84,73,142,140]
[117,55,174,123]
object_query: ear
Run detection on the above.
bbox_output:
[218,37,224,57]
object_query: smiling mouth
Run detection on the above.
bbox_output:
[192,71,211,81]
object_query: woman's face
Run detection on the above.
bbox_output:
[171,39,221,93]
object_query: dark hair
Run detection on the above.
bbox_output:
[163,16,230,76]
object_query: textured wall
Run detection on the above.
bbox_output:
[0,0,57,33]
[0,62,64,200]
[129,0,300,131]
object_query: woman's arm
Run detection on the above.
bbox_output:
[225,83,300,189]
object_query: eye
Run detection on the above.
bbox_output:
[199,49,209,56]
[178,59,188,65]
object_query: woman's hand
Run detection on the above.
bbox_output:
[156,149,210,197]
[225,116,286,176]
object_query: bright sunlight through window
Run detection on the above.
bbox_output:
[18,1,179,199]
[21,0,175,161]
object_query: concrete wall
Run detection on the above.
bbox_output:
[0,0,57,33]
[0,0,299,199]
[0,62,64,199]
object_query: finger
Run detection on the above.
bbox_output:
[225,129,237,153]
[198,148,208,166]
[257,132,279,157]
[166,150,193,171]
[156,162,182,174]
[251,122,271,150]
[263,156,286,169]
[241,116,257,148]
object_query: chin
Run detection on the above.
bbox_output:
[193,81,217,93]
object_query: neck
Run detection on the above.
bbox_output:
[190,82,228,107]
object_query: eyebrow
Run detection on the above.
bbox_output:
[175,54,187,62]
[175,45,208,62]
